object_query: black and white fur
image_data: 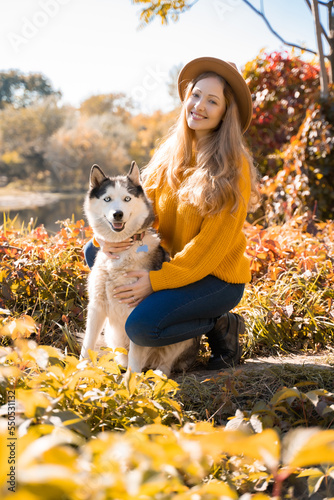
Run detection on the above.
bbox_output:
[81,161,200,376]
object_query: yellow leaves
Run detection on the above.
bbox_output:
[16,427,83,496]
[123,369,140,396]
[16,389,51,418]
[141,422,176,437]
[286,429,334,468]
[22,423,332,499]
[67,368,106,391]
[271,387,302,405]
[0,315,36,339]
[96,351,122,374]
[174,480,238,499]
[0,365,21,381]
[179,424,280,470]
[1,336,334,499]
[223,429,280,469]
[1,150,22,165]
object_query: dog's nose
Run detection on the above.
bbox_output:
[113,210,124,221]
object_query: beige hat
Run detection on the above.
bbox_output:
[177,56,253,133]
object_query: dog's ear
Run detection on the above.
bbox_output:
[128,161,141,186]
[90,164,107,189]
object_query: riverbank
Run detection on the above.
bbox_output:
[0,189,62,211]
[0,189,86,232]
[0,189,85,211]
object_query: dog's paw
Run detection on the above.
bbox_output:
[114,353,128,369]
[80,350,87,360]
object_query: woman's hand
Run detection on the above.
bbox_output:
[113,270,153,307]
[95,236,133,259]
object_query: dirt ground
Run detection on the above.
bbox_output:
[174,350,334,382]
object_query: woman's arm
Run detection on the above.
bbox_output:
[93,236,134,259]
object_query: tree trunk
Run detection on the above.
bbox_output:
[311,0,329,98]
[328,1,334,83]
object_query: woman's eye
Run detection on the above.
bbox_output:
[104,196,111,202]
[124,196,131,202]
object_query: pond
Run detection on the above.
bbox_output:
[1,194,87,234]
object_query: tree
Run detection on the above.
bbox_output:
[242,0,331,98]
[166,63,184,108]
[80,93,134,120]
[133,0,199,28]
[0,70,61,109]
[0,97,68,183]
[44,114,135,188]
[311,0,329,98]
[129,108,179,166]
[131,0,333,97]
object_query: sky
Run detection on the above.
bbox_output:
[0,0,327,114]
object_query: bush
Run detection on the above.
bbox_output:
[0,333,334,498]
[242,215,334,355]
[260,93,334,222]
[0,217,89,351]
[243,50,320,175]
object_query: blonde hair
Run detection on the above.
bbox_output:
[142,72,260,216]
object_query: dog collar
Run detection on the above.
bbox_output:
[92,231,145,248]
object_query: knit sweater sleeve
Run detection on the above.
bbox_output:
[149,161,251,291]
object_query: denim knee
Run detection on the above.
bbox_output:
[125,309,157,347]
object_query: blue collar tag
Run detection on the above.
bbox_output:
[136,244,149,253]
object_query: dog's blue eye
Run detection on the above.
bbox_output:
[104,196,111,202]
[124,196,131,202]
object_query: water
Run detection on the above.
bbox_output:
[1,194,86,234]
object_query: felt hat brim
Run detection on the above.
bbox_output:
[177,56,253,133]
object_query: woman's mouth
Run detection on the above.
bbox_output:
[191,111,207,120]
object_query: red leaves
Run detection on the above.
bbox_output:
[259,96,334,222]
[244,216,334,284]
[244,50,320,167]
[0,218,90,349]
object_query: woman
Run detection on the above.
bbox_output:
[84,56,260,370]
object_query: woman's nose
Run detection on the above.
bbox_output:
[194,98,205,111]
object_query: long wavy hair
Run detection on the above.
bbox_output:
[142,71,260,216]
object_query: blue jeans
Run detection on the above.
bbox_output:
[84,240,245,347]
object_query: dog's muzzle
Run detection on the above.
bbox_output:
[107,211,125,232]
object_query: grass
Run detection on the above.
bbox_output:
[175,357,334,427]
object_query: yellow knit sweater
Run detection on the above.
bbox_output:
[144,158,252,292]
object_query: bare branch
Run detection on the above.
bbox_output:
[241,0,318,56]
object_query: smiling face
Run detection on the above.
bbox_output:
[185,75,226,140]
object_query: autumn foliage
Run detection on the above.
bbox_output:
[1,214,333,357]
[244,50,320,171]
[260,96,334,222]
[1,50,334,499]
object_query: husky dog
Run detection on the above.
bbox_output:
[81,161,200,376]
